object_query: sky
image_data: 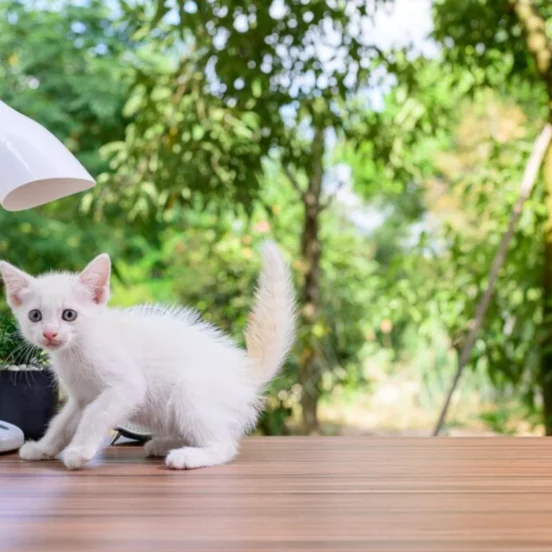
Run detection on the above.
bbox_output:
[372,0,434,52]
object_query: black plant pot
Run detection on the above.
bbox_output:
[0,369,57,441]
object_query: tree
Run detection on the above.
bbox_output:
[431,0,552,431]
[95,0,445,432]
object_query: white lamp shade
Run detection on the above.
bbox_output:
[0,100,95,211]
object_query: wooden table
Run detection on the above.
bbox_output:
[2,437,552,551]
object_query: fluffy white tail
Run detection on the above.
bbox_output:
[245,241,296,389]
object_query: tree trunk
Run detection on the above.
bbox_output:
[298,126,325,434]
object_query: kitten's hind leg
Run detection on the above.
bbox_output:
[144,437,185,458]
[165,440,238,470]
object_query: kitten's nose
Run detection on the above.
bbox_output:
[43,330,58,341]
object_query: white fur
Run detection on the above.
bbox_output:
[0,241,295,470]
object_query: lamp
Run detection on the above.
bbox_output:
[0,100,95,211]
[0,101,96,452]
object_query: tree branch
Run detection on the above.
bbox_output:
[433,123,552,436]
[283,165,306,199]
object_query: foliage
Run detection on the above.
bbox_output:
[432,0,552,96]
[423,0,552,430]
[89,0,414,218]
[379,88,545,421]
[3,0,552,434]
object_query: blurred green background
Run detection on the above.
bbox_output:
[1,0,552,436]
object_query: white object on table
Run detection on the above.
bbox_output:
[0,420,24,453]
[0,100,95,211]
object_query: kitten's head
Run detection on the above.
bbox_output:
[0,254,111,353]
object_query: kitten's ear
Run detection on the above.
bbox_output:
[0,261,33,308]
[78,253,111,305]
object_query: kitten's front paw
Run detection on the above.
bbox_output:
[19,441,57,461]
[62,445,95,470]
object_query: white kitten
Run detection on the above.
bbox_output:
[0,242,295,470]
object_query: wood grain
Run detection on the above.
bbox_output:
[2,437,552,551]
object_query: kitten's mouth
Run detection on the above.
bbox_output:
[42,340,64,351]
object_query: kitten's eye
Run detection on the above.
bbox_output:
[28,309,42,322]
[62,309,78,322]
